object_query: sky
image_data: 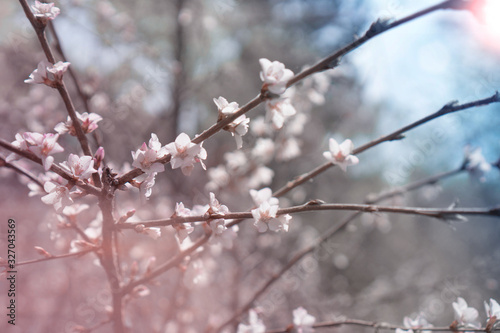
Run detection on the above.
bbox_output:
[344,0,500,183]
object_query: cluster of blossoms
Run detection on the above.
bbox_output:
[41,154,98,212]
[259,58,296,130]
[25,60,70,88]
[171,193,238,249]
[7,132,64,170]
[213,96,250,149]
[130,132,207,199]
[323,138,359,171]
[396,297,500,333]
[237,307,315,333]
[55,112,103,136]
[250,187,291,233]
[205,59,332,195]
[452,297,500,329]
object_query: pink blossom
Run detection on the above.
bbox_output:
[259,58,294,94]
[55,112,103,136]
[60,154,96,181]
[265,97,296,129]
[214,96,249,149]
[165,133,207,176]
[12,132,64,170]
[131,133,167,174]
[94,147,105,169]
[25,60,70,87]
[31,1,60,23]
[41,181,73,212]
[323,138,359,172]
[293,307,316,333]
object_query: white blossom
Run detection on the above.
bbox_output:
[237,309,266,333]
[464,146,491,182]
[165,133,207,176]
[140,227,161,240]
[265,97,297,129]
[25,60,70,87]
[131,133,167,174]
[323,138,359,172]
[139,172,157,200]
[252,138,275,164]
[214,96,249,149]
[31,1,60,23]
[206,165,230,192]
[41,181,73,212]
[250,187,278,206]
[276,137,301,161]
[184,259,209,287]
[173,202,194,243]
[259,58,294,95]
[250,116,272,137]
[54,112,103,136]
[247,166,274,189]
[293,307,316,333]
[251,200,290,233]
[485,298,500,320]
[395,313,433,333]
[453,297,480,328]
[210,225,239,250]
[208,192,230,235]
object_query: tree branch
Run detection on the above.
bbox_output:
[18,0,95,163]
[120,230,212,296]
[0,138,100,195]
[16,248,95,267]
[273,92,499,198]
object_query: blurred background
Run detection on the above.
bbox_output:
[0,0,499,332]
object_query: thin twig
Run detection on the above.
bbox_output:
[114,1,474,187]
[287,0,470,86]
[272,92,499,198]
[0,155,44,188]
[267,318,499,333]
[213,164,469,331]
[120,230,212,296]
[47,22,102,187]
[0,138,100,195]
[17,248,95,266]
[118,202,500,230]
[18,0,95,162]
